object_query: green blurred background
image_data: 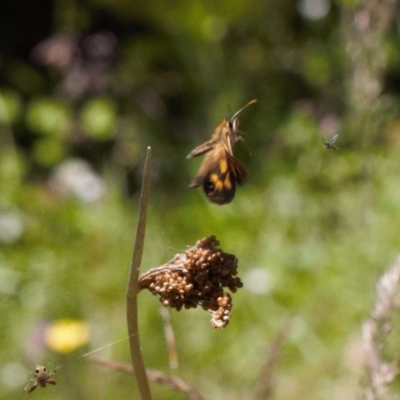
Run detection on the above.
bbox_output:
[1,0,400,399]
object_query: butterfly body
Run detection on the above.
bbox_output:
[187,100,256,205]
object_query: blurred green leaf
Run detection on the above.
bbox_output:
[26,98,71,138]
[33,138,66,166]
[303,44,331,87]
[0,150,26,192]
[0,90,22,124]
[80,97,117,140]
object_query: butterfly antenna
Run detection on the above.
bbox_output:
[231,99,257,120]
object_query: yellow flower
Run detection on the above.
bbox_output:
[45,319,91,353]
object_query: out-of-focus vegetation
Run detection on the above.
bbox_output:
[1,0,400,399]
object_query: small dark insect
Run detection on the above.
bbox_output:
[24,365,56,393]
[322,134,339,150]
[187,99,257,205]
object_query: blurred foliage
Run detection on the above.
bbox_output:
[1,0,400,399]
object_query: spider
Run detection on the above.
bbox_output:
[24,365,56,393]
[322,134,339,150]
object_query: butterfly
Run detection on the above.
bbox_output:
[322,134,339,150]
[187,99,257,204]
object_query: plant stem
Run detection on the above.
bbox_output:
[88,356,208,400]
[127,147,152,400]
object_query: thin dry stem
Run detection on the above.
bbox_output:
[126,147,152,400]
[87,355,208,400]
[253,320,292,400]
[160,308,179,370]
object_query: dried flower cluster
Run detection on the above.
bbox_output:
[139,236,243,328]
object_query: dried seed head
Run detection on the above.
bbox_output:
[139,236,243,328]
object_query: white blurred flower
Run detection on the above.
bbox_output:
[0,362,28,389]
[0,210,24,243]
[298,0,331,21]
[243,268,274,295]
[49,158,105,202]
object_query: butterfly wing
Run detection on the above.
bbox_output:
[188,149,246,205]
[187,118,232,159]
[186,140,216,159]
[226,151,246,185]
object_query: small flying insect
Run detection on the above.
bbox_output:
[187,99,257,205]
[322,134,339,150]
[24,365,56,393]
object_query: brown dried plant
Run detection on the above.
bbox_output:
[139,236,243,328]
[361,255,400,400]
[125,148,243,400]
